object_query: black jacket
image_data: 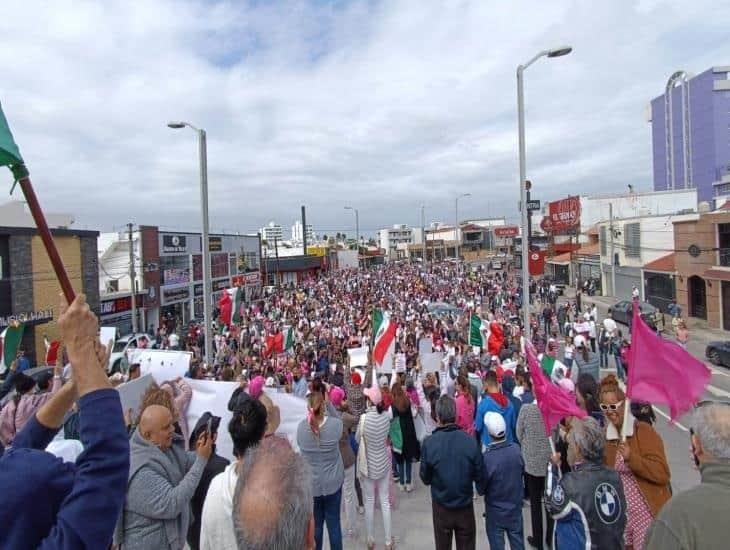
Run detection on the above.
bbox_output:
[187,451,229,550]
[420,424,484,509]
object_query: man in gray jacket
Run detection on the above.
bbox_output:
[115,404,212,549]
[645,401,730,550]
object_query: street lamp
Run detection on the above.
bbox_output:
[167,121,213,366]
[344,206,359,267]
[455,193,471,261]
[517,45,572,340]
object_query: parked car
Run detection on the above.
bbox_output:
[706,341,730,368]
[491,260,503,270]
[541,277,565,296]
[611,300,664,331]
[108,333,152,374]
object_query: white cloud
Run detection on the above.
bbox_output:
[0,0,728,236]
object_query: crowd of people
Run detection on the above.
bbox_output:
[0,260,728,550]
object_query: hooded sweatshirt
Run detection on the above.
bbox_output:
[474,392,516,449]
[199,462,239,550]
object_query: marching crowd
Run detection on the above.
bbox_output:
[0,260,728,550]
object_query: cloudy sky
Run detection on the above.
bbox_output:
[1,0,728,237]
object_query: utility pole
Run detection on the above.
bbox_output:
[420,205,425,262]
[274,236,281,289]
[301,205,308,255]
[127,222,138,334]
[526,182,532,251]
[609,202,616,297]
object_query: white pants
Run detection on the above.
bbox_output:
[361,474,392,545]
[342,465,356,532]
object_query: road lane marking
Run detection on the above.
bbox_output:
[707,384,730,398]
[651,406,689,432]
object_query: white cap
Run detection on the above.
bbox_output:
[484,412,506,439]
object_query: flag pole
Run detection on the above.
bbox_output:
[18,176,75,304]
[621,397,632,442]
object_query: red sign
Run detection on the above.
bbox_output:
[528,250,546,276]
[494,226,519,238]
[232,272,261,287]
[100,295,143,316]
[547,197,581,234]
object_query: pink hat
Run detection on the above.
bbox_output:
[363,384,382,406]
[249,375,265,399]
[329,386,345,408]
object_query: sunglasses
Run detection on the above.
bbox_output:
[599,400,624,412]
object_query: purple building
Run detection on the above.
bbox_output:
[650,67,730,204]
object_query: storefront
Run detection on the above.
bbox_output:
[642,253,676,313]
[99,294,144,335]
[546,252,571,285]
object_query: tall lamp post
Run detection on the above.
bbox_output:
[167,121,213,365]
[455,193,471,261]
[517,45,572,339]
[344,206,359,267]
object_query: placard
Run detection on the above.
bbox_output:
[421,351,444,374]
[127,349,192,383]
[395,353,406,373]
[116,374,155,417]
[347,346,369,367]
[418,337,433,357]
[99,326,117,348]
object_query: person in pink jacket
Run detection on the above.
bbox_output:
[455,374,476,436]
[0,360,62,447]
[160,377,193,449]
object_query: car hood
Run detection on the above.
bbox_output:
[707,341,727,348]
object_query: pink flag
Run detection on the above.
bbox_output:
[627,300,710,420]
[525,344,587,435]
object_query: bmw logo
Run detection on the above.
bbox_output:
[594,482,622,524]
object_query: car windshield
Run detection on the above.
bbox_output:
[112,341,127,353]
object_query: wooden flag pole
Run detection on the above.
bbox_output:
[18,176,76,304]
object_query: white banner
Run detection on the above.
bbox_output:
[418,337,433,357]
[395,353,406,373]
[127,349,192,384]
[184,380,308,461]
[347,346,369,367]
[421,351,444,374]
[99,326,117,348]
[116,374,155,416]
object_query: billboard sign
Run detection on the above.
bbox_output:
[494,226,519,238]
[547,197,581,234]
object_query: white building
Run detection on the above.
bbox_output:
[597,212,697,298]
[378,224,415,259]
[0,200,74,228]
[291,221,314,243]
[260,221,284,244]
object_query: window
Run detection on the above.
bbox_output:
[624,222,640,258]
[718,223,730,266]
[600,226,607,256]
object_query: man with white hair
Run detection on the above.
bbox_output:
[645,401,730,549]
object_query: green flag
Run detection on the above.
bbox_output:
[0,323,25,372]
[541,354,556,376]
[469,314,485,348]
[0,101,28,182]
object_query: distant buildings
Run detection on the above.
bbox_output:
[291,220,315,243]
[649,66,730,205]
[260,221,284,243]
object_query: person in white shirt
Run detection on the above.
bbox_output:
[563,337,575,369]
[168,332,180,350]
[603,310,617,339]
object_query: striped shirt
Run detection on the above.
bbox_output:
[356,407,392,480]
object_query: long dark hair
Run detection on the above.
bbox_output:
[12,373,36,405]
[391,382,410,413]
[576,373,601,415]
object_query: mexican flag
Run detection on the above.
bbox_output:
[541,355,556,376]
[264,332,283,357]
[0,322,25,373]
[0,102,28,181]
[219,287,244,327]
[282,325,294,352]
[372,309,396,366]
[469,314,487,348]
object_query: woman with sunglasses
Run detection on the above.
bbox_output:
[599,375,672,550]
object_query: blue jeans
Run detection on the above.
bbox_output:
[398,455,412,485]
[485,513,524,550]
[599,347,609,368]
[614,353,626,381]
[313,487,342,550]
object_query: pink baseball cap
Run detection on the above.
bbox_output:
[363,384,382,406]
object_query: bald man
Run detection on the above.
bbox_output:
[233,437,315,550]
[114,404,213,550]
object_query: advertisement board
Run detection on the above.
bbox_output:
[546,197,581,234]
[494,226,519,238]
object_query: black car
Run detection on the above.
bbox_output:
[706,341,730,368]
[611,300,664,331]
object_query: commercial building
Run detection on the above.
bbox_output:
[291,221,315,244]
[98,227,261,334]
[260,221,284,244]
[649,66,730,204]
[378,225,416,260]
[0,225,99,366]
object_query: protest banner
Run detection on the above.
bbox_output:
[418,337,433,357]
[99,326,117,348]
[127,349,192,384]
[421,351,444,374]
[347,345,369,367]
[395,353,406,373]
[116,374,155,417]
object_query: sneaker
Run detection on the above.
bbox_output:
[357,506,365,515]
[405,483,413,492]
[399,484,405,492]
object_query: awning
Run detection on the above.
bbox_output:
[547,252,571,265]
[703,269,730,282]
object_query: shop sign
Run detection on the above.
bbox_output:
[161,286,190,305]
[194,284,203,297]
[162,234,188,253]
[100,295,143,316]
[209,236,223,252]
[163,267,190,286]
[494,226,519,238]
[0,309,54,328]
[212,279,230,292]
[233,272,261,286]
